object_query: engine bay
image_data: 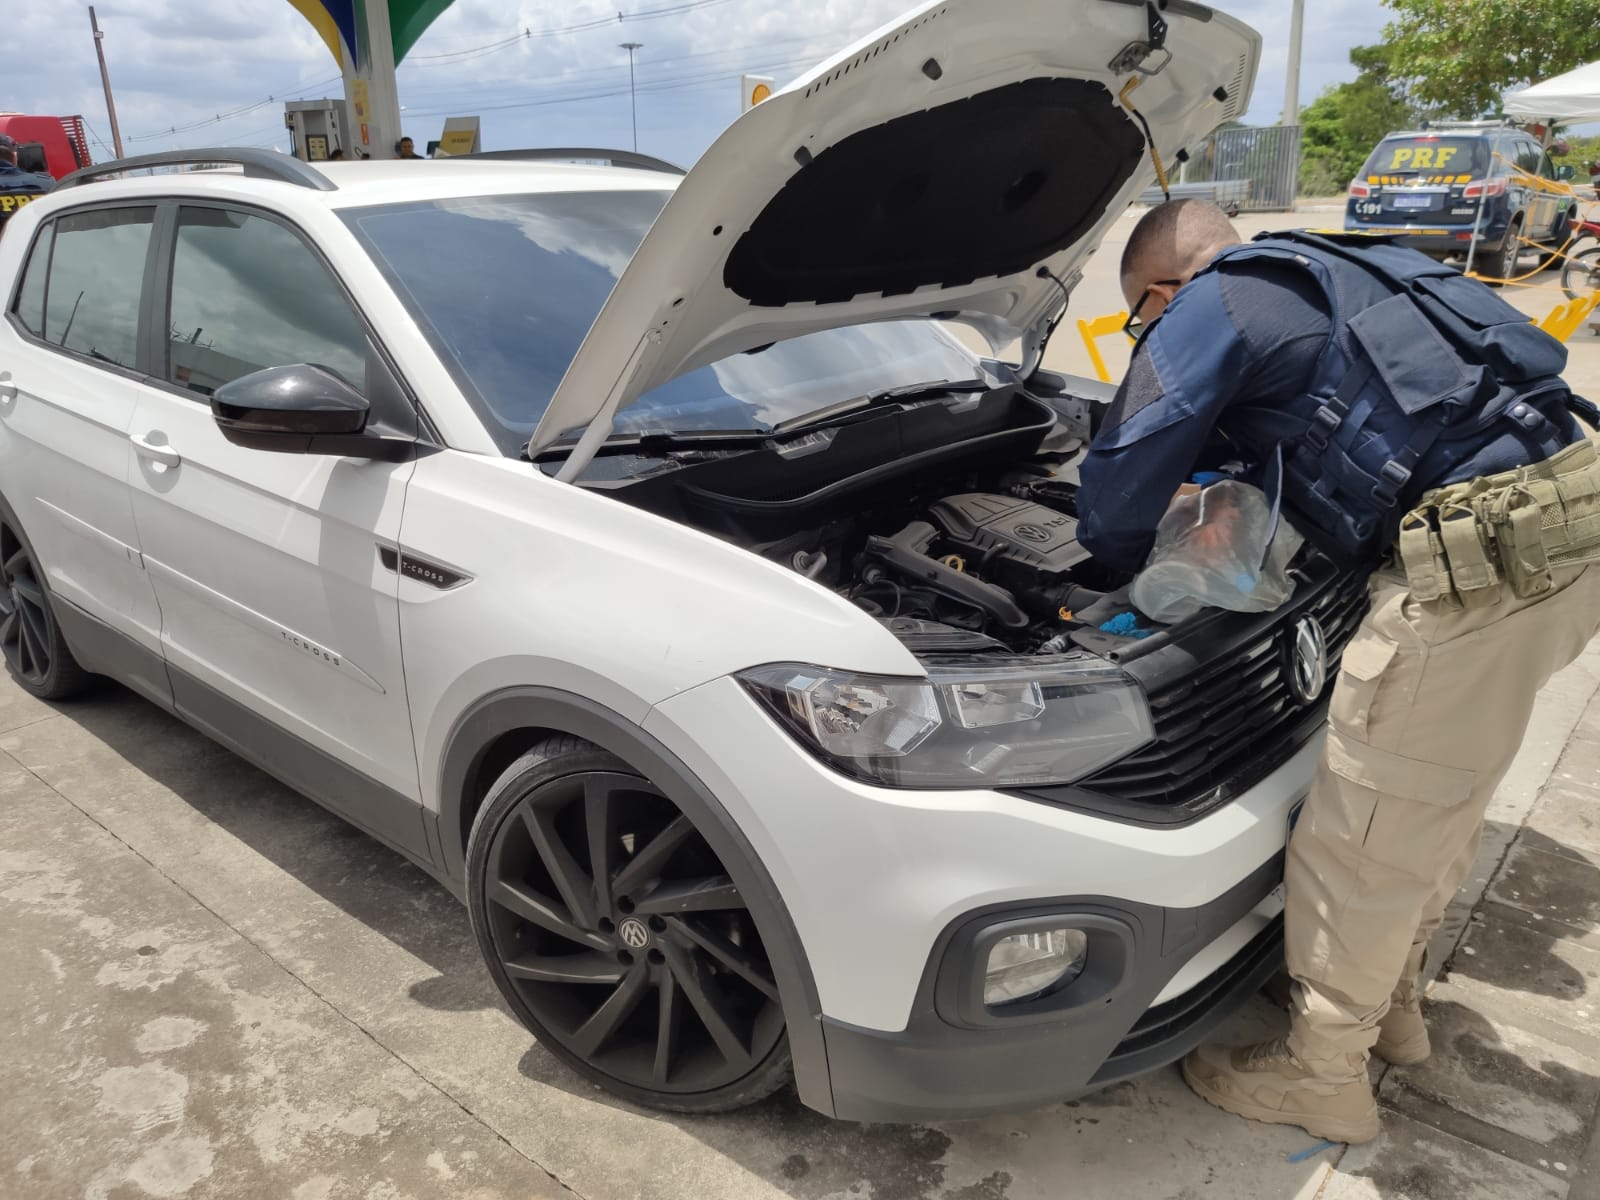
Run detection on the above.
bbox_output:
[592,380,1139,654]
[783,485,1119,654]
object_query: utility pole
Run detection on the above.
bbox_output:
[1282,0,1305,126]
[621,42,643,151]
[88,6,124,158]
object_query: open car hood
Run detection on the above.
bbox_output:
[530,0,1260,478]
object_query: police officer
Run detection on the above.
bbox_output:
[1079,200,1600,1144]
[0,134,54,236]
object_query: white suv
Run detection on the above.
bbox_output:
[0,1,1347,1121]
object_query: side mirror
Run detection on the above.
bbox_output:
[1556,164,1576,182]
[211,364,410,461]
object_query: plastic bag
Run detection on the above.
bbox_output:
[1130,480,1304,624]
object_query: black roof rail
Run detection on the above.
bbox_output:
[458,147,687,176]
[58,149,337,192]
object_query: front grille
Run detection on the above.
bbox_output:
[1079,570,1370,808]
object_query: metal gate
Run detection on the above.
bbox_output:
[1180,124,1303,212]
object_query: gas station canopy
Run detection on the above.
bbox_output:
[1503,60,1600,124]
[287,0,453,67]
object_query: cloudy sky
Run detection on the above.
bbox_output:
[8,0,1393,166]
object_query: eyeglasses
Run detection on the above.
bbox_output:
[1122,279,1183,339]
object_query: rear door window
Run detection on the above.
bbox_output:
[10,220,51,335]
[40,206,156,369]
[1361,137,1488,181]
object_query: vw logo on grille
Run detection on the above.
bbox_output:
[617,917,651,949]
[1013,523,1051,543]
[1285,616,1329,706]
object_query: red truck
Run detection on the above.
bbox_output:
[0,114,93,180]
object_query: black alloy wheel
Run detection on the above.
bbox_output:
[0,514,91,700]
[467,737,791,1112]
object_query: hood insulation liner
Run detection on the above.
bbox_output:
[723,76,1145,308]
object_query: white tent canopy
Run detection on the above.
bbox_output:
[1504,60,1600,123]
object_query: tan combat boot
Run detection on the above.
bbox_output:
[1375,944,1430,1066]
[1182,1037,1380,1144]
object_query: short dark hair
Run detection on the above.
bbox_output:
[0,133,16,162]
[1120,199,1240,284]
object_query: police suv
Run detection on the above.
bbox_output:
[0,1,1357,1120]
[1346,123,1579,281]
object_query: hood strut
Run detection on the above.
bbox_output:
[1021,267,1076,381]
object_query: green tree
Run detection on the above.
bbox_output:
[1299,76,1411,195]
[1379,0,1600,118]
[1298,44,1417,196]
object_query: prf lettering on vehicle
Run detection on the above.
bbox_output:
[0,193,42,219]
[1386,145,1461,171]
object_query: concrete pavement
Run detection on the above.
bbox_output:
[1,629,1598,1199]
[0,675,1328,1199]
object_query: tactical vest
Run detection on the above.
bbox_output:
[1204,231,1590,567]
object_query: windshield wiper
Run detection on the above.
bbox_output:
[530,379,994,463]
[530,426,782,462]
[769,378,991,435]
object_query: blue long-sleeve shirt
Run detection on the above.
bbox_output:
[1077,258,1331,572]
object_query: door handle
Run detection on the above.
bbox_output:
[130,432,182,468]
[0,374,16,413]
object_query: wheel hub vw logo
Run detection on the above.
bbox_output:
[1285,616,1328,706]
[617,917,650,949]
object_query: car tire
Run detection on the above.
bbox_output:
[1530,246,1565,273]
[0,508,94,701]
[1483,220,1523,286]
[466,735,793,1113]
[1531,218,1570,273]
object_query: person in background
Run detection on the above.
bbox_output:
[394,137,423,160]
[328,148,346,161]
[0,134,54,237]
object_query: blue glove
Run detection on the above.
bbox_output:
[1099,612,1154,639]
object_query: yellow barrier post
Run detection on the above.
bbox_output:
[1538,294,1600,343]
[1076,312,1134,384]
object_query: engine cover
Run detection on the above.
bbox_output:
[928,493,1092,580]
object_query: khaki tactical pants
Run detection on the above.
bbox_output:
[1284,557,1600,1072]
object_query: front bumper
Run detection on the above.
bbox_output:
[1344,218,1511,257]
[644,675,1320,1120]
[821,854,1285,1122]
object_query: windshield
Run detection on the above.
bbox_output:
[343,190,983,457]
[1360,136,1491,180]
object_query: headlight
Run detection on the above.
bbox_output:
[984,928,1089,1005]
[738,656,1153,788]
